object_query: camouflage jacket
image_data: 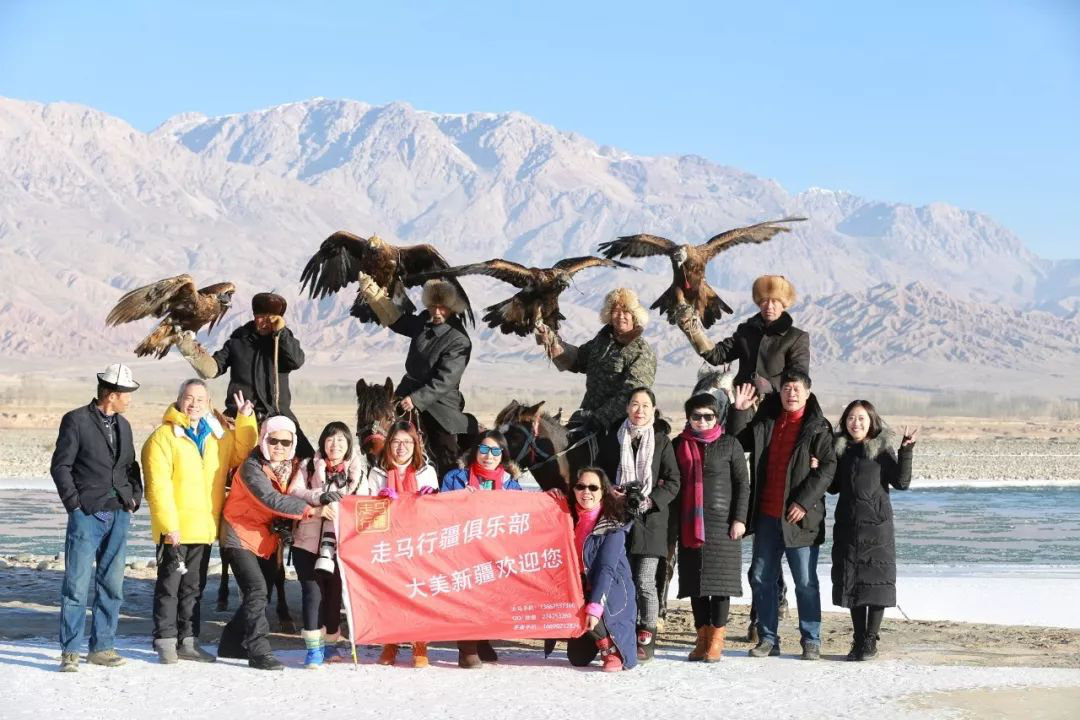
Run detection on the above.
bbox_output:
[555,325,657,431]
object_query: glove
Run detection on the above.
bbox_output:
[418,486,437,495]
[377,487,398,500]
[271,315,286,332]
[318,490,344,505]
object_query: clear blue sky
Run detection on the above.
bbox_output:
[2,0,1077,258]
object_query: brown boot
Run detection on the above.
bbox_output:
[688,626,709,661]
[704,625,725,663]
[377,644,398,666]
[457,641,482,669]
[412,642,429,669]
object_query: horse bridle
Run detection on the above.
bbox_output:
[498,421,553,467]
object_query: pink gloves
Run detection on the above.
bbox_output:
[377,487,398,500]
[418,486,437,496]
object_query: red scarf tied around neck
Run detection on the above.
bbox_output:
[467,462,504,490]
[676,424,725,549]
[386,464,418,494]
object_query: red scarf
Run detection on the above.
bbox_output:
[386,463,418,494]
[676,424,725,549]
[467,462,504,490]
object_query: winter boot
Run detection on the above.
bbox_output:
[748,640,780,657]
[87,649,125,667]
[636,627,656,662]
[59,651,79,672]
[377,644,399,666]
[457,641,483,669]
[178,637,216,662]
[248,652,284,671]
[861,634,879,660]
[302,629,324,668]
[412,642,429,669]
[704,625,725,663]
[477,640,498,662]
[154,638,179,665]
[596,636,624,673]
[323,631,344,663]
[688,626,709,661]
[846,631,865,661]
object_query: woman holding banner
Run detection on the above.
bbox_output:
[288,421,370,667]
[367,420,438,668]
[440,430,522,667]
[566,467,637,672]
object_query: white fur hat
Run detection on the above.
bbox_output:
[599,288,649,328]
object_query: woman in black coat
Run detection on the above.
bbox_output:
[595,387,681,662]
[829,400,917,661]
[673,388,750,663]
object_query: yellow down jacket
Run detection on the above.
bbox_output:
[142,406,258,544]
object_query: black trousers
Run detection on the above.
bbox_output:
[218,547,279,658]
[567,616,612,667]
[152,542,211,640]
[691,596,731,628]
[292,547,343,634]
[851,604,885,639]
[418,411,460,478]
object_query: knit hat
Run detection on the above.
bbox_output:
[421,279,467,314]
[752,275,796,308]
[252,292,287,316]
[600,287,649,328]
[259,415,297,461]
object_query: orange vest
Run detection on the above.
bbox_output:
[223,461,306,558]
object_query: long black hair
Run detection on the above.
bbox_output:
[465,429,511,469]
[568,466,627,526]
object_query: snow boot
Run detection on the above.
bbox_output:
[636,627,656,662]
[248,652,284,671]
[477,640,498,662]
[178,636,216,662]
[597,636,624,672]
[861,634,879,660]
[704,625,725,663]
[302,629,324,668]
[412,642,429,669]
[154,638,179,665]
[688,626,709,661]
[377,644,399,666]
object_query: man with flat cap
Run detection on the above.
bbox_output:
[177,291,312,458]
[51,363,143,672]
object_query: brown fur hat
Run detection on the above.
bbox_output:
[421,279,467,315]
[752,275,796,308]
[600,287,649,328]
[252,292,287,315]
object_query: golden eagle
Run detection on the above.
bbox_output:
[407,256,635,336]
[598,217,806,327]
[105,274,236,358]
[299,231,474,325]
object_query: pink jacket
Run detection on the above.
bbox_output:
[288,452,371,555]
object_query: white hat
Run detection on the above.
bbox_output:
[96,363,140,392]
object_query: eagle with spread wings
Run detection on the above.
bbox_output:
[407,256,635,337]
[299,231,474,325]
[598,217,806,328]
[105,274,236,358]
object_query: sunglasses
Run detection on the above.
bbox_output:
[266,437,293,447]
[574,483,601,492]
[690,412,717,422]
[477,445,503,457]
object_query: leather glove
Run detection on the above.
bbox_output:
[357,271,383,301]
[318,490,344,505]
[271,315,286,332]
[377,487,398,500]
[417,486,437,495]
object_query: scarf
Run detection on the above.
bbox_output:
[676,424,725,549]
[184,416,212,456]
[615,418,656,497]
[265,460,295,492]
[386,462,418,494]
[467,462,505,490]
[574,504,602,572]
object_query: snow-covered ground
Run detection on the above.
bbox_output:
[2,637,1077,720]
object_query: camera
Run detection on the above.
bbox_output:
[622,480,647,516]
[314,528,337,573]
[271,517,294,546]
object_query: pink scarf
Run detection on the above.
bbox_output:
[574,505,602,572]
[677,424,725,549]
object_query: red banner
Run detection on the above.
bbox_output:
[336,491,587,644]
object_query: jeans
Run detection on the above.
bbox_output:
[59,508,131,653]
[749,515,821,646]
[218,548,279,658]
[152,543,210,640]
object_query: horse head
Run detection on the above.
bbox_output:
[356,376,396,458]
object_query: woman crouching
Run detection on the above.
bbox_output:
[217,416,339,671]
[566,467,638,672]
[367,420,439,668]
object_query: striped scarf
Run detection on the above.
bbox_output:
[676,424,725,549]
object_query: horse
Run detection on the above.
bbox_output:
[356,377,398,459]
[494,400,596,492]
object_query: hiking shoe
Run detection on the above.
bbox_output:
[861,635,879,660]
[477,640,498,662]
[748,641,780,658]
[248,653,284,671]
[59,652,79,672]
[153,638,178,665]
[87,649,126,667]
[457,641,482,669]
[746,622,760,644]
[178,636,216,662]
[801,642,821,661]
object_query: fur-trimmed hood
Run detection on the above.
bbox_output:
[834,425,897,460]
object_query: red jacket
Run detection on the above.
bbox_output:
[761,406,805,518]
